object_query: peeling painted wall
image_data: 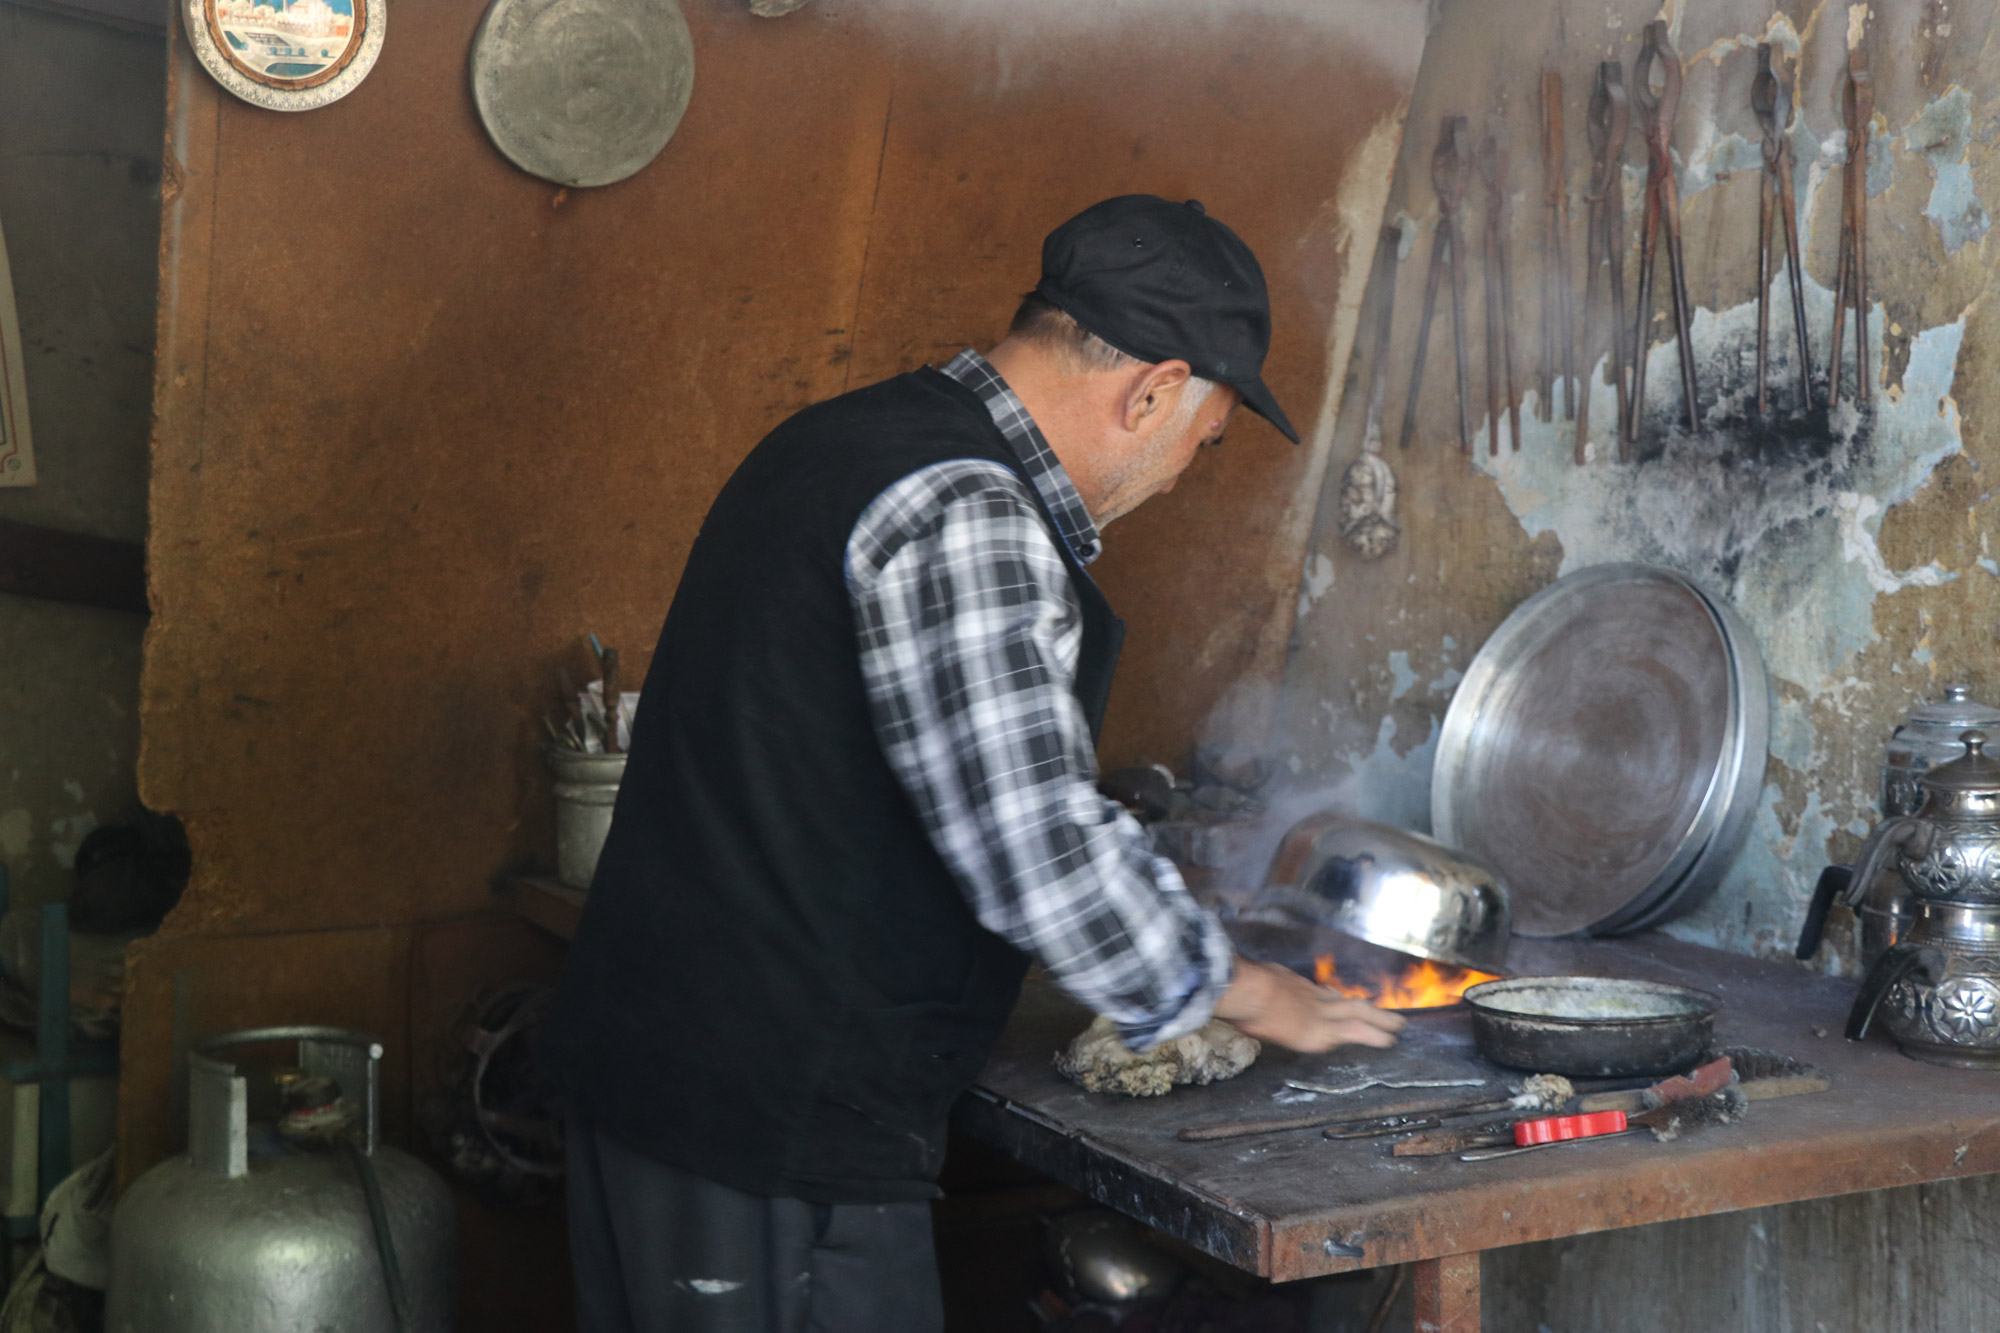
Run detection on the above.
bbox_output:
[1284,0,2000,976]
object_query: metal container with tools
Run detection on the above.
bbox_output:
[1433,563,1769,938]
[1463,975,1718,1077]
[1238,812,1511,973]
[107,1027,457,1332]
[548,745,626,891]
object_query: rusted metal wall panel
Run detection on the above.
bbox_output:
[128,0,1430,1196]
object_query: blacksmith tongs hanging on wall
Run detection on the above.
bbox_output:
[1538,73,1577,425]
[1829,42,1874,409]
[1400,116,1476,453]
[1626,20,1701,445]
[1752,43,1814,416]
[1578,60,1630,462]
[1480,121,1521,455]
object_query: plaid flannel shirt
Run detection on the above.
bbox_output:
[842,350,1233,1048]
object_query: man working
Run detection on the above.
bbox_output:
[548,195,1403,1332]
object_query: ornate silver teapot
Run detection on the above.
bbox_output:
[1840,731,2000,1066]
[1883,686,2000,816]
[1800,689,2000,971]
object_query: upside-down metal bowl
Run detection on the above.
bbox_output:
[1463,975,1719,1077]
[1240,812,1512,973]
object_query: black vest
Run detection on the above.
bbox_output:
[546,368,1124,1202]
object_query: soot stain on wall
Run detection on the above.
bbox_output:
[1478,287,1966,962]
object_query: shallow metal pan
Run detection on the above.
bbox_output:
[1463,975,1719,1077]
[1592,581,1770,934]
[1433,563,1767,937]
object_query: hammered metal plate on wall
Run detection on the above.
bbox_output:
[470,0,695,189]
[183,0,385,112]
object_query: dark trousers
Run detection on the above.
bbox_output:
[565,1113,945,1333]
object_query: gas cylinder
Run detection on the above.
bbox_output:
[106,1026,457,1331]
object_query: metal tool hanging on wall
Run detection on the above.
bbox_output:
[1829,42,1874,409]
[1339,224,1405,559]
[1480,121,1521,455]
[1538,72,1576,424]
[1627,21,1701,445]
[1577,60,1630,463]
[1399,117,1475,453]
[1752,43,1815,417]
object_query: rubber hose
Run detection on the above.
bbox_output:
[344,1140,412,1333]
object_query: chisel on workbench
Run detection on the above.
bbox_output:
[1178,1075,1572,1144]
[1399,1058,1741,1156]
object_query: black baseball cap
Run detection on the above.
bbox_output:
[1036,194,1298,443]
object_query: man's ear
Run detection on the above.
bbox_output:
[1118,360,1194,433]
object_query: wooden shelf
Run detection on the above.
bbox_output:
[502,875,586,942]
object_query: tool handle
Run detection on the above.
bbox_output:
[1327,1094,1509,1127]
[1846,943,1944,1041]
[599,647,622,754]
[1575,1089,1646,1114]
[1514,1110,1627,1146]
[1392,1126,1515,1157]
[1794,864,1854,959]
[1740,1073,1832,1100]
[1178,1112,1343,1142]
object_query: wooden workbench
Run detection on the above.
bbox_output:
[957,934,2000,1331]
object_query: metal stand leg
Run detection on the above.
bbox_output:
[36,904,71,1212]
[1414,1251,1481,1333]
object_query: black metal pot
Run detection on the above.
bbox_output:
[1463,976,1719,1077]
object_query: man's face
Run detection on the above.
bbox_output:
[1091,382,1240,526]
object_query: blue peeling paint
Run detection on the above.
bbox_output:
[1767,697,1817,773]
[1905,88,1990,253]
[1671,786,1849,966]
[1681,132,1768,197]
[1387,650,1418,700]
[1336,713,1439,834]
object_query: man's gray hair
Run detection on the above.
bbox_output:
[1009,293,1216,405]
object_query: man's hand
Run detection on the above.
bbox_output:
[1212,957,1406,1054]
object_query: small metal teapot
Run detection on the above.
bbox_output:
[1851,730,2000,906]
[1834,732,2000,1064]
[1799,727,2000,963]
[1799,690,2000,969]
[1883,686,2000,816]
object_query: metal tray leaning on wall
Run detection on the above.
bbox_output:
[1431,563,1769,937]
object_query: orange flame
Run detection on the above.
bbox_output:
[1313,953,1501,1010]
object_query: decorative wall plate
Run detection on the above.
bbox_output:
[183,0,385,112]
[470,0,694,188]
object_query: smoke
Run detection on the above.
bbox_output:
[1177,677,1368,907]
[828,0,1428,86]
